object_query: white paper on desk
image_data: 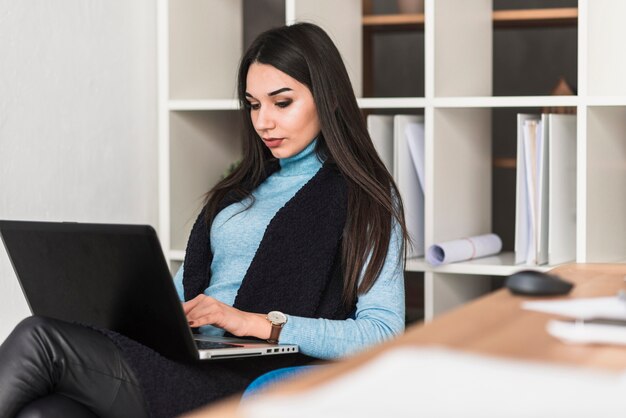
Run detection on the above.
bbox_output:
[240,347,626,418]
[547,319,626,346]
[426,233,502,266]
[523,296,626,320]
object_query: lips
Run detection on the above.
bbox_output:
[263,138,284,148]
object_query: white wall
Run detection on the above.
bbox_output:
[0,1,158,341]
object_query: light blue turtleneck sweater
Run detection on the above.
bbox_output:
[174,139,405,360]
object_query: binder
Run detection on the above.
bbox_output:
[515,114,540,264]
[394,115,425,258]
[522,118,540,264]
[367,115,394,174]
[514,113,577,265]
[536,114,550,265]
[405,122,425,191]
[548,114,577,264]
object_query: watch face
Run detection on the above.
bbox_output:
[267,311,287,325]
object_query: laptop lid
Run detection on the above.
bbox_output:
[0,220,201,362]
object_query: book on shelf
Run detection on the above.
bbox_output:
[548,114,577,265]
[515,113,577,266]
[394,114,425,258]
[405,121,425,192]
[366,114,426,258]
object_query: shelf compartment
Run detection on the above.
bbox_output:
[363,14,424,98]
[169,110,242,251]
[431,107,492,246]
[404,271,425,325]
[169,0,242,100]
[426,272,492,320]
[494,20,577,98]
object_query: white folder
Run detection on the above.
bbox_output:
[536,114,550,265]
[394,115,425,258]
[515,113,577,266]
[405,122,425,191]
[515,114,540,264]
[548,114,577,264]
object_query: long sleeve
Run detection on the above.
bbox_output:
[279,221,405,360]
[173,264,184,301]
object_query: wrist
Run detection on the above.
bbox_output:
[248,313,272,340]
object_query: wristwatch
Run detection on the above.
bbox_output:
[266,311,287,344]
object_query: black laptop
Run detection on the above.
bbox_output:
[0,220,298,362]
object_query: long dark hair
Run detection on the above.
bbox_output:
[204,22,408,308]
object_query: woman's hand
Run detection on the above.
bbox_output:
[182,295,271,339]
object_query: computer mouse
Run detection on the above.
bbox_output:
[505,270,574,296]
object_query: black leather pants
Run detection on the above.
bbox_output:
[0,316,149,418]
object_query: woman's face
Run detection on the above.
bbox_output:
[245,63,321,159]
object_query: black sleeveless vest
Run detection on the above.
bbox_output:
[183,161,352,321]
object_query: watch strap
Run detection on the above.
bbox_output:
[267,322,284,344]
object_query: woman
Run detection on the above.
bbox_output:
[0,22,408,418]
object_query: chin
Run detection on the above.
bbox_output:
[270,147,294,159]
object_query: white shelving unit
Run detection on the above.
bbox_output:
[158,0,626,322]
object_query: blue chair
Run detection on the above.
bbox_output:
[242,366,321,400]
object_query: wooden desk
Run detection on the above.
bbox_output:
[185,263,626,417]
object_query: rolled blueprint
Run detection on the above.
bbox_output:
[426,234,503,266]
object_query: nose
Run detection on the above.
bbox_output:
[254,105,275,132]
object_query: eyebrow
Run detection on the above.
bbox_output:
[245,87,293,99]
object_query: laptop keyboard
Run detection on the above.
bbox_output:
[195,340,243,350]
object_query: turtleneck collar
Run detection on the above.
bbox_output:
[277,137,323,177]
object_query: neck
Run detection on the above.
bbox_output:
[277,138,323,176]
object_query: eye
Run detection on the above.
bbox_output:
[246,102,260,111]
[275,100,292,108]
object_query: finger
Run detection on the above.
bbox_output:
[182,294,207,315]
[186,297,224,322]
[189,310,227,328]
[186,303,220,322]
[187,314,212,328]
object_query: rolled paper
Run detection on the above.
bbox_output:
[426,234,503,266]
